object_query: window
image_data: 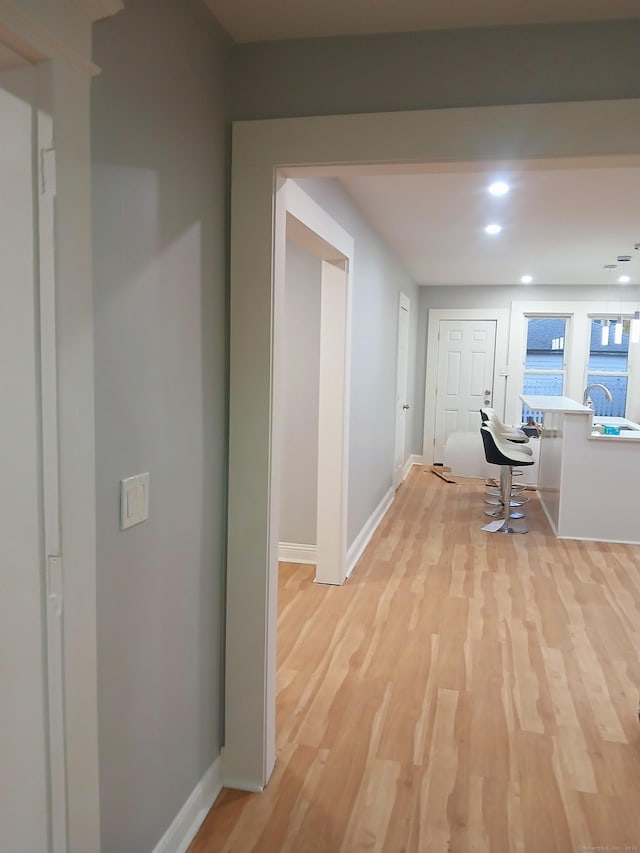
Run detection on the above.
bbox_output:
[521,316,567,421]
[587,318,629,416]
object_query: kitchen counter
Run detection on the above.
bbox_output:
[520,395,640,544]
[522,395,592,414]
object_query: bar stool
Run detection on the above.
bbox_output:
[480,407,532,497]
[480,424,535,534]
[480,408,529,443]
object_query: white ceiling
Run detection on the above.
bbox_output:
[335,158,640,286]
[204,0,640,44]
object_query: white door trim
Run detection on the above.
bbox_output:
[0,9,102,852]
[423,308,509,465]
[224,178,353,788]
[35,70,68,853]
[0,1,101,76]
[393,292,411,488]
[1,63,50,853]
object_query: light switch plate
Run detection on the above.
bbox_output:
[120,473,149,530]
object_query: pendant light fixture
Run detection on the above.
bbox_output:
[601,319,610,346]
[631,311,640,344]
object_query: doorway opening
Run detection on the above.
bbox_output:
[224,99,640,791]
[275,181,354,587]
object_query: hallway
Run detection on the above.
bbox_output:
[192,468,640,852]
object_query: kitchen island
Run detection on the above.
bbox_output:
[521,395,640,544]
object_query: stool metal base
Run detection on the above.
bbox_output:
[490,522,528,534]
[484,508,525,520]
[482,465,528,534]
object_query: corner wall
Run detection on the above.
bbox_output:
[293,178,419,546]
[91,2,230,850]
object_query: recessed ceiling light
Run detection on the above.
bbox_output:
[488,181,509,196]
[485,223,502,235]
[618,275,631,283]
[520,275,533,284]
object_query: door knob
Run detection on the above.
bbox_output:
[484,399,491,405]
[484,389,491,395]
[402,404,410,410]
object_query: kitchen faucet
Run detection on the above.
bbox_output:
[582,383,613,406]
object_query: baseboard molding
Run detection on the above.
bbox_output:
[151,756,222,853]
[346,486,394,578]
[403,454,423,480]
[278,542,317,564]
[220,776,264,793]
[281,458,421,576]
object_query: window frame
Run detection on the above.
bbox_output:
[507,301,640,426]
[585,314,633,417]
[521,314,570,419]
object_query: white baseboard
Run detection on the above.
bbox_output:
[346,486,394,578]
[219,776,264,793]
[402,454,423,480]
[278,542,317,564]
[151,756,222,853]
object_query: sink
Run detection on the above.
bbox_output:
[593,416,640,433]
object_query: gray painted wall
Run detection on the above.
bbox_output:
[280,240,322,545]
[414,284,640,454]
[293,178,419,545]
[92,2,230,851]
[230,20,640,120]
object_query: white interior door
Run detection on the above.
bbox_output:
[393,293,410,487]
[434,319,497,462]
[0,66,50,853]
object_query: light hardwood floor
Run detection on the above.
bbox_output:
[190,467,640,852]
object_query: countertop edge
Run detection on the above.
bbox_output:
[587,433,640,442]
[520,394,592,414]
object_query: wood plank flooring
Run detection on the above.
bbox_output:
[190,467,640,852]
